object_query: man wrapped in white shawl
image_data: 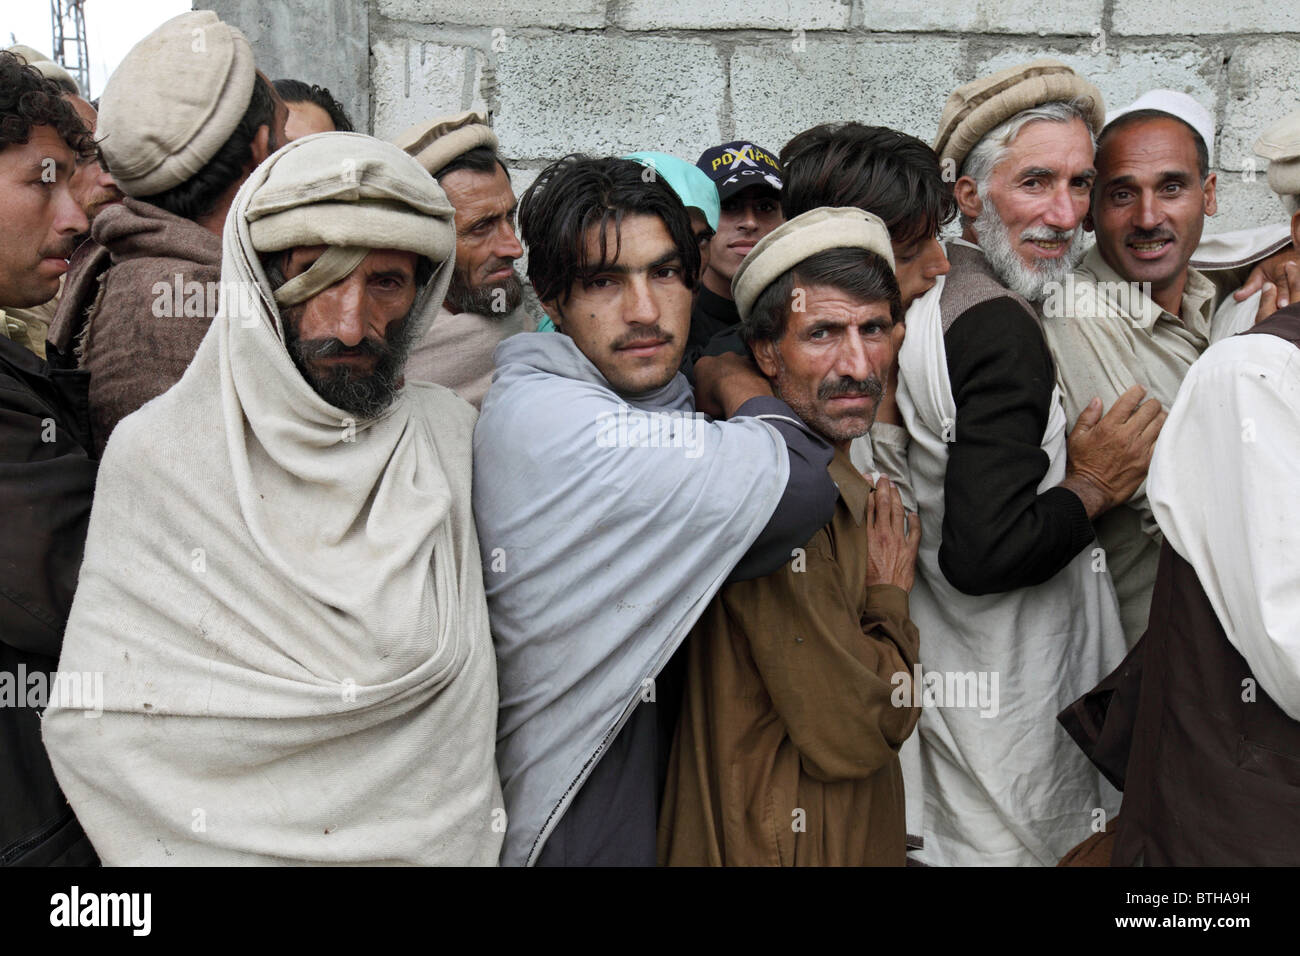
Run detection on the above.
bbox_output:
[42,132,503,865]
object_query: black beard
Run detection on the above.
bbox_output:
[445,268,523,318]
[283,307,418,419]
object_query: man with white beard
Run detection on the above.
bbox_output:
[882,60,1166,865]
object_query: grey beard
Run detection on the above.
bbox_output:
[445,269,523,318]
[972,199,1085,304]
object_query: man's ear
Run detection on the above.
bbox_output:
[249,124,273,167]
[953,175,983,222]
[541,298,564,332]
[751,337,780,379]
[1203,172,1218,218]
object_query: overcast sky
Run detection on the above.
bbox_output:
[6,0,191,99]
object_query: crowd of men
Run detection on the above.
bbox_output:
[2,11,1298,867]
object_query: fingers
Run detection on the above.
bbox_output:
[905,509,922,552]
[1139,407,1168,446]
[1279,261,1299,310]
[1070,396,1103,436]
[884,477,905,537]
[1235,264,1266,301]
[1124,394,1164,432]
[1101,384,1148,424]
[1257,282,1278,326]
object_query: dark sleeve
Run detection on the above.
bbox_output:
[726,395,837,583]
[938,297,1095,595]
[681,327,748,385]
[0,379,97,657]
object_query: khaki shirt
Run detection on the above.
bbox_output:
[1039,246,1216,646]
[658,449,921,866]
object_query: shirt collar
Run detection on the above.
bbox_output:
[1081,245,1213,335]
[829,445,872,526]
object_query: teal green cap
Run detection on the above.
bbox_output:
[624,151,720,231]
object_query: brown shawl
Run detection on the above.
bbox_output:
[48,198,221,457]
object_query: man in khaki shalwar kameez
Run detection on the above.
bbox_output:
[1039,91,1219,646]
[659,209,922,866]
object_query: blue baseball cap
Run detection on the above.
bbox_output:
[624,151,721,231]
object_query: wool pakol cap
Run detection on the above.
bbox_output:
[1105,90,1215,166]
[731,206,895,321]
[934,59,1105,171]
[96,11,256,198]
[7,45,80,93]
[392,110,499,176]
[1255,109,1300,198]
[624,151,721,231]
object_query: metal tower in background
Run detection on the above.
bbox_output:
[50,0,90,97]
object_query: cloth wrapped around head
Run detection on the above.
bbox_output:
[241,130,457,310]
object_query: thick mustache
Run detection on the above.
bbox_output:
[1126,229,1176,243]
[819,376,883,400]
[40,240,78,260]
[299,337,390,360]
[1020,228,1075,242]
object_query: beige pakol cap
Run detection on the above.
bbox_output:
[392,110,498,176]
[7,44,80,93]
[1255,109,1300,199]
[732,207,895,322]
[934,58,1105,171]
[96,10,256,198]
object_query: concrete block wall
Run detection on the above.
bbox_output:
[214,0,1300,234]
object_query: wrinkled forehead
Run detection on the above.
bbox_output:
[995,117,1096,179]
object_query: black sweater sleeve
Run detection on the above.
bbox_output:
[938,297,1095,595]
[726,395,837,583]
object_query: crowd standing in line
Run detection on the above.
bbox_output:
[2,10,1298,867]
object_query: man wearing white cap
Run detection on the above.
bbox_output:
[659,208,922,866]
[891,60,1161,866]
[42,132,503,865]
[394,111,529,408]
[1039,90,1218,647]
[47,10,288,457]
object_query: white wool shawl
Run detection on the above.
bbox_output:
[42,134,503,865]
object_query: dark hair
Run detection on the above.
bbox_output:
[436,144,508,181]
[272,78,353,133]
[133,72,277,221]
[1098,109,1210,181]
[518,154,700,307]
[780,122,957,248]
[0,52,92,157]
[743,247,902,343]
